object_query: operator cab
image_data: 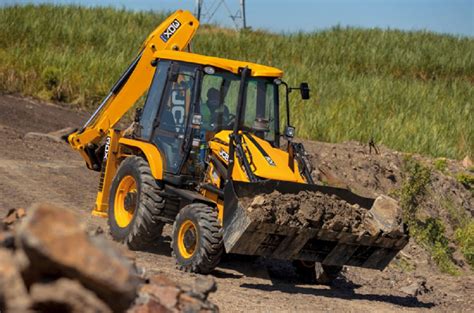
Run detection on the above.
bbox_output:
[138,52,283,183]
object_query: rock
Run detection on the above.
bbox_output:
[0,230,15,249]
[399,279,431,297]
[191,276,217,299]
[140,275,181,309]
[90,235,138,267]
[462,155,473,169]
[0,249,31,313]
[29,278,112,313]
[140,282,180,309]
[3,208,26,228]
[178,293,207,312]
[148,274,179,288]
[16,208,26,218]
[399,282,419,296]
[363,195,403,236]
[251,195,265,207]
[135,274,218,312]
[128,297,171,313]
[16,203,141,312]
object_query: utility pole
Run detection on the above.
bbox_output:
[240,0,246,29]
[195,0,203,21]
[194,0,247,29]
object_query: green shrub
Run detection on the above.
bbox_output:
[42,66,61,90]
[456,173,474,189]
[434,158,448,172]
[412,218,459,275]
[398,157,431,222]
[454,220,474,268]
[397,158,459,274]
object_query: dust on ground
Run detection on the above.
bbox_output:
[0,94,473,312]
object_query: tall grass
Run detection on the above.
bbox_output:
[1,4,473,159]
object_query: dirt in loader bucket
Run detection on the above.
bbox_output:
[243,190,367,233]
[223,180,409,270]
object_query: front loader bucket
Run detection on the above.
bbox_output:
[222,180,409,270]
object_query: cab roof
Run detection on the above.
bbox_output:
[154,50,283,78]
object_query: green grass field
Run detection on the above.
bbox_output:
[1,4,473,159]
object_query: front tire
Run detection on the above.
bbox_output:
[171,203,223,274]
[108,156,165,250]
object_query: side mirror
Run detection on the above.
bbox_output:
[300,82,310,100]
[168,62,180,82]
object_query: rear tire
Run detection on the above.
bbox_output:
[108,156,165,250]
[171,203,223,274]
[293,261,342,285]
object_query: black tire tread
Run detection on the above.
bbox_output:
[171,203,223,274]
[108,156,165,250]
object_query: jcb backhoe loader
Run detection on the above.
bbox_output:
[67,10,408,283]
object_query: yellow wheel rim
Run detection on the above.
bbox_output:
[114,175,137,228]
[178,220,197,259]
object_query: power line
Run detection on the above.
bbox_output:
[194,0,247,29]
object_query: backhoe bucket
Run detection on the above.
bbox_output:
[222,180,409,270]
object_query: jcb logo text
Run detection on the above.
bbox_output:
[160,19,181,42]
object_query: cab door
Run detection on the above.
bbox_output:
[142,61,198,175]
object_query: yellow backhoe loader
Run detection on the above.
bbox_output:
[67,10,408,283]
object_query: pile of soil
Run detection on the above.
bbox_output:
[245,190,367,233]
[302,140,473,264]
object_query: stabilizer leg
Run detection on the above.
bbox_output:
[92,130,121,217]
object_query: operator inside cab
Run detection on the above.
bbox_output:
[201,87,230,131]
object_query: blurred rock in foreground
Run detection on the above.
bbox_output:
[0,203,219,313]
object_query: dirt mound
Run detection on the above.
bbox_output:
[303,140,473,216]
[304,141,474,275]
[245,190,367,233]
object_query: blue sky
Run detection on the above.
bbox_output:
[3,0,473,36]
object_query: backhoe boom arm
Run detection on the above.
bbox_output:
[67,10,199,169]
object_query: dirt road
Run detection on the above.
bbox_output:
[0,94,472,312]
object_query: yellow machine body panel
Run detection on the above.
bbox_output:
[209,130,305,183]
[154,50,283,77]
[119,138,164,180]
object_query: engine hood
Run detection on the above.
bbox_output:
[209,130,306,183]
